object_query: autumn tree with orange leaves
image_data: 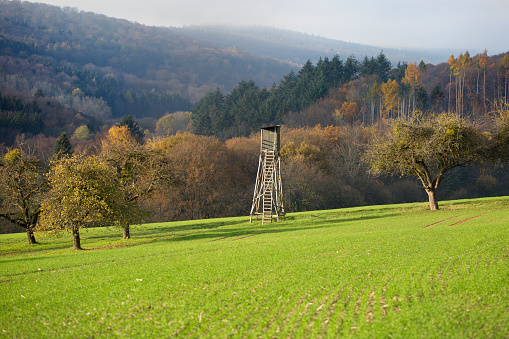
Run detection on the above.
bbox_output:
[101,125,176,239]
[340,101,359,124]
[402,62,421,116]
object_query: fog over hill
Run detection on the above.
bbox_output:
[176,25,450,66]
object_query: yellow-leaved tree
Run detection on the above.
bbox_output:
[380,79,399,118]
[402,62,421,114]
[475,50,490,115]
[39,155,119,250]
[498,54,509,103]
[0,147,46,244]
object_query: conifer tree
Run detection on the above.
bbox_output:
[375,51,392,83]
[116,115,144,143]
[53,132,72,160]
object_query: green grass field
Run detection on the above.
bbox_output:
[1,197,508,338]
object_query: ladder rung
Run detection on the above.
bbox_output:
[251,151,283,224]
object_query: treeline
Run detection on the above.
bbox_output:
[192,53,390,138]
[192,51,509,137]
[3,121,509,239]
[3,1,507,151]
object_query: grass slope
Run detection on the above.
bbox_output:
[1,197,508,338]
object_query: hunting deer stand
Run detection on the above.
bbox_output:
[250,125,285,224]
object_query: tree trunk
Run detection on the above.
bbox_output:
[448,73,451,112]
[72,226,82,250]
[483,71,486,114]
[426,188,439,211]
[123,224,130,239]
[26,228,37,244]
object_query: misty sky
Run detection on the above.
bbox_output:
[37,0,508,54]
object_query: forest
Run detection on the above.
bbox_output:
[1,1,509,236]
[193,50,509,138]
[0,0,293,145]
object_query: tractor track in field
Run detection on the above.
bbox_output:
[423,216,461,228]
[208,230,280,242]
[423,213,485,229]
[450,214,484,226]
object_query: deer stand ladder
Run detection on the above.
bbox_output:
[250,126,284,224]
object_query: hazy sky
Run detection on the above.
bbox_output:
[37,0,508,54]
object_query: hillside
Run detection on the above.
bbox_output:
[0,1,294,96]
[0,1,294,127]
[0,1,449,111]
[0,0,296,144]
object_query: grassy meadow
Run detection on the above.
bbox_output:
[1,197,508,338]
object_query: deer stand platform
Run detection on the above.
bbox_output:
[250,126,285,224]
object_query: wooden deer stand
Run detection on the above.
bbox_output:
[250,126,285,224]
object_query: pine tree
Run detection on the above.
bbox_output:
[430,84,445,113]
[376,51,392,83]
[116,115,144,142]
[53,132,72,160]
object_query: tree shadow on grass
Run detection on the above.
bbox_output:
[134,219,249,238]
[0,240,75,258]
[0,213,400,279]
[161,213,397,243]
[1,226,136,258]
[0,219,248,258]
[0,212,399,261]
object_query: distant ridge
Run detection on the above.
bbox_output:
[177,25,450,65]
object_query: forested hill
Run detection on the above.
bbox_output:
[1,0,507,148]
[0,0,448,108]
[0,0,303,145]
[0,0,293,111]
